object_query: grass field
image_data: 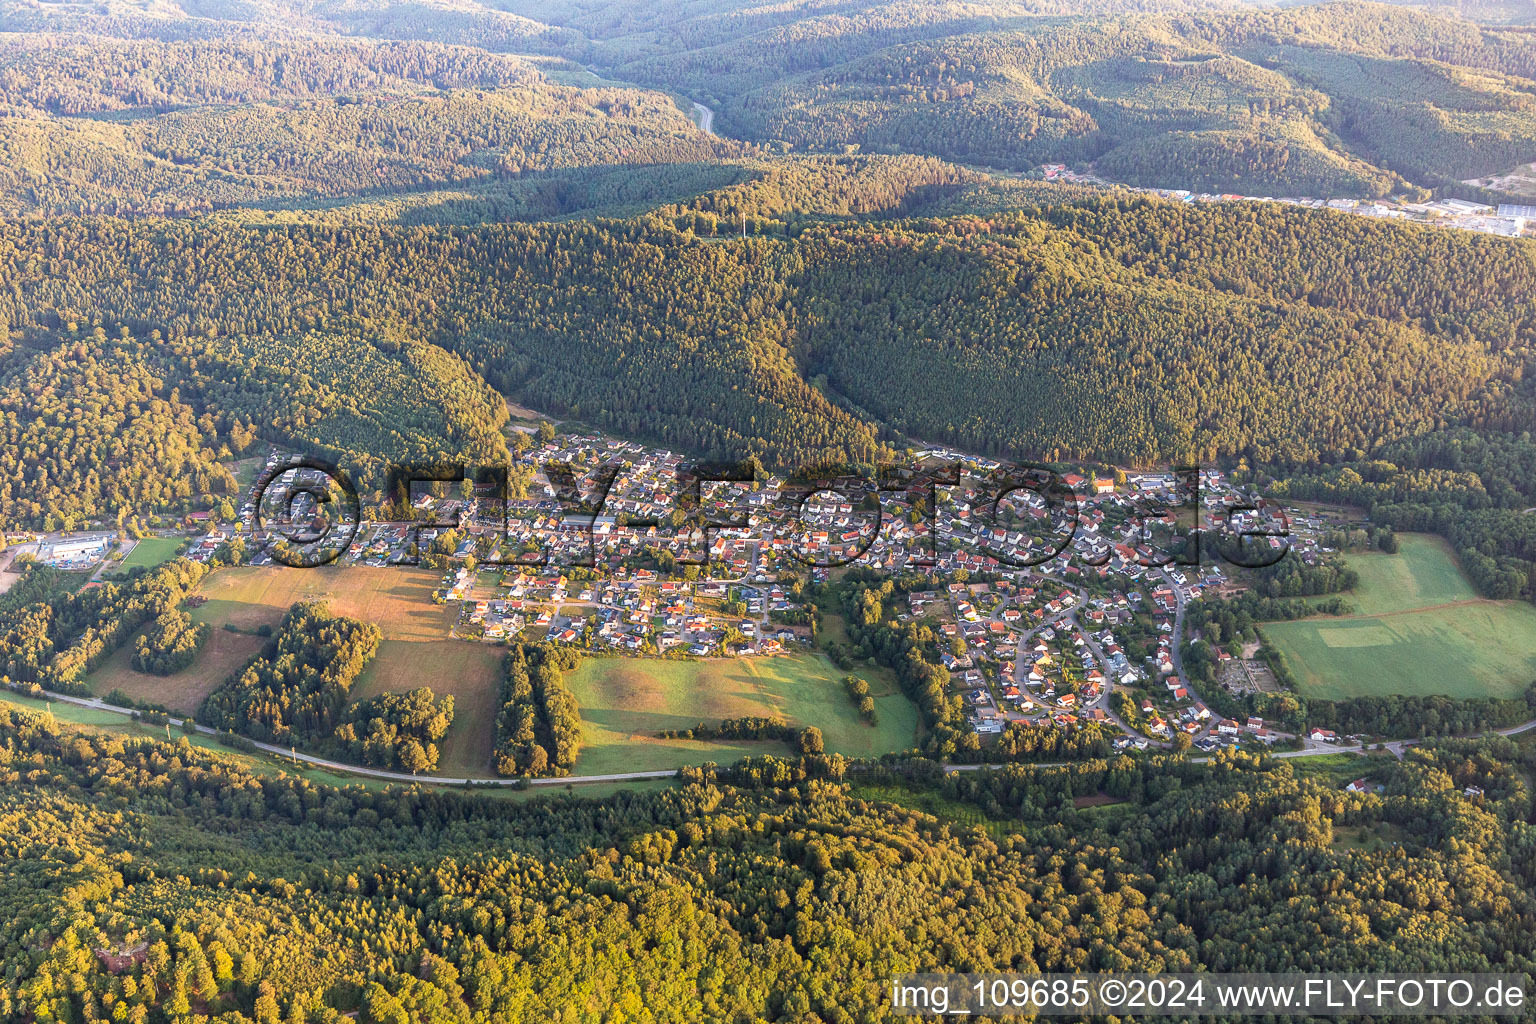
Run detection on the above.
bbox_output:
[85,628,265,713]
[1343,535,1478,615]
[120,536,184,569]
[190,566,452,640]
[351,639,503,776]
[1266,534,1536,699]
[564,654,918,774]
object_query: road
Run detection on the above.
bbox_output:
[691,101,715,135]
[39,690,676,787]
[31,680,1534,789]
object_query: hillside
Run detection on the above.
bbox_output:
[2,2,1536,201]
[0,191,1530,522]
[598,1,1536,195]
[3,705,1535,1022]
[0,34,728,216]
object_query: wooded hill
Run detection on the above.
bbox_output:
[564,0,1536,195]
[2,703,1535,1022]
[0,33,730,217]
[4,2,1536,204]
[0,190,1530,524]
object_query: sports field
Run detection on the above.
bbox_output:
[121,537,185,569]
[564,654,919,774]
[189,565,453,640]
[1266,534,1536,699]
[350,638,503,776]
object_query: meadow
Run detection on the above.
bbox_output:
[563,653,918,774]
[1340,535,1481,616]
[188,565,453,640]
[350,638,503,776]
[86,628,265,713]
[1266,535,1536,699]
[114,565,922,779]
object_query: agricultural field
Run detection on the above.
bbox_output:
[184,565,497,772]
[564,654,918,774]
[1343,535,1481,615]
[188,565,453,640]
[1266,534,1536,699]
[118,536,185,569]
[85,628,265,713]
[350,638,503,777]
[106,564,923,778]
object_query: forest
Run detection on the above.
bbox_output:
[2,2,1536,214]
[3,702,1536,1022]
[3,3,1536,1017]
[0,190,1531,523]
[0,0,1530,529]
[0,33,729,217]
[131,608,210,676]
[536,0,1536,195]
[197,600,384,746]
[491,643,583,777]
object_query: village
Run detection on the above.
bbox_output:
[1040,163,1536,239]
[23,430,1353,757]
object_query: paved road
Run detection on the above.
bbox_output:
[40,690,677,787]
[691,101,715,135]
[35,681,1505,790]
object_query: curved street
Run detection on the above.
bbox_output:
[32,682,1525,789]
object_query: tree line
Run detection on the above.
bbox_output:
[492,643,582,777]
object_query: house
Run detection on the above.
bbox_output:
[1345,778,1370,794]
[1309,728,1338,743]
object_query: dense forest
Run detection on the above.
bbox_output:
[0,322,511,521]
[0,1,1529,527]
[554,0,1536,195]
[2,704,1536,1022]
[131,608,210,676]
[0,191,1531,523]
[197,601,383,746]
[492,643,583,777]
[2,2,1536,211]
[334,686,455,774]
[0,33,731,216]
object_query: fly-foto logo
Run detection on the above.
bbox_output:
[248,457,1290,571]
